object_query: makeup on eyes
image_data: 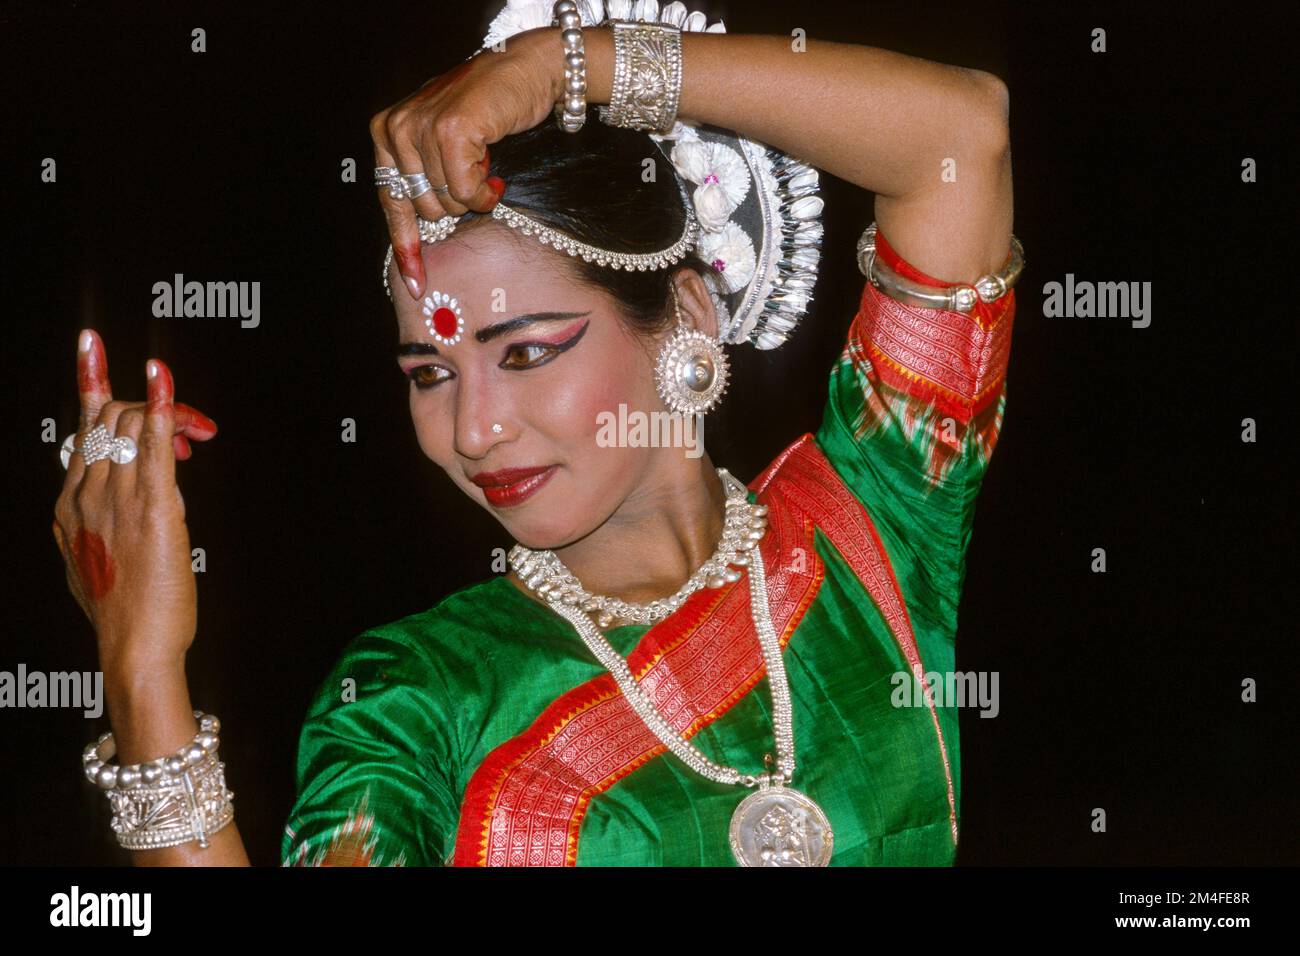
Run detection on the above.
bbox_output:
[397,318,591,382]
[506,318,589,351]
[397,310,591,360]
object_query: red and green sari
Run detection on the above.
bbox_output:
[281,228,1016,866]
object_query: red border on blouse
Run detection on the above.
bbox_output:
[452,434,957,865]
[864,228,1016,425]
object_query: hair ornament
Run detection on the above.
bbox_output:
[383,0,824,353]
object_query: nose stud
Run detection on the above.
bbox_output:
[491,423,503,434]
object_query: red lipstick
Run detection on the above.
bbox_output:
[469,465,558,508]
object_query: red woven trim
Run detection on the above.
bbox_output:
[757,435,959,846]
[854,274,1014,424]
[452,463,824,867]
[455,433,962,864]
[874,225,1014,287]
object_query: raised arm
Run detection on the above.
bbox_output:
[575,27,1013,281]
[53,331,249,865]
[371,21,1012,299]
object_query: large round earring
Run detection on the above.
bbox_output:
[654,284,730,416]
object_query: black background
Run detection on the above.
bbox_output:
[1,0,1293,868]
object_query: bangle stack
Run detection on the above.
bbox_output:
[83,711,235,850]
[551,1,588,133]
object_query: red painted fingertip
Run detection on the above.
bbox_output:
[147,359,175,410]
[173,404,218,438]
[395,246,425,299]
[77,329,109,393]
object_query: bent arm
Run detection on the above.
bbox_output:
[542,25,1012,281]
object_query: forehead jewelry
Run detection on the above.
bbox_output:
[422,291,464,346]
[383,193,698,303]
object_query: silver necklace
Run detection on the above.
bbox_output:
[517,468,834,866]
[508,467,767,628]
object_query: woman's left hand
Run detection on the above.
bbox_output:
[370,28,564,300]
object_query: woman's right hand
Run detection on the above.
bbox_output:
[52,330,218,680]
[370,27,573,299]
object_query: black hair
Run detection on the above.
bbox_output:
[454,113,721,340]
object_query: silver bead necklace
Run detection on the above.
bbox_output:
[512,468,834,866]
[508,467,767,628]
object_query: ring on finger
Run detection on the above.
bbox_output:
[408,183,434,199]
[403,172,453,201]
[374,170,412,200]
[374,168,449,201]
[374,167,405,196]
[61,424,137,470]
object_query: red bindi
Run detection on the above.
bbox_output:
[432,307,459,339]
[422,291,464,345]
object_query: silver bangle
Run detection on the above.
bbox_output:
[551,0,587,133]
[83,710,234,851]
[83,710,221,789]
[109,754,235,851]
[601,19,683,135]
[856,223,1025,313]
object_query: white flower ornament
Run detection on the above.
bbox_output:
[474,0,822,351]
[696,221,757,294]
[483,0,559,49]
[670,139,751,219]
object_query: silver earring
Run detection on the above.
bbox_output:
[654,284,729,416]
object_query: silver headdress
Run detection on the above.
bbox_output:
[383,0,824,351]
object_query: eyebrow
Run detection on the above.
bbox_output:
[397,311,591,357]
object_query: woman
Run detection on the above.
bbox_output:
[54,0,1016,866]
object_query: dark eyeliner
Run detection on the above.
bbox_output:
[408,319,590,387]
[500,319,590,370]
[408,365,454,390]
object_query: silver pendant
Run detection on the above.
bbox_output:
[729,782,834,866]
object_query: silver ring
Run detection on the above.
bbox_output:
[374,170,404,196]
[374,170,449,202]
[61,425,138,470]
[402,173,433,200]
[374,169,412,200]
[412,175,452,198]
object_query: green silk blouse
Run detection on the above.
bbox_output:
[281,228,1015,866]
